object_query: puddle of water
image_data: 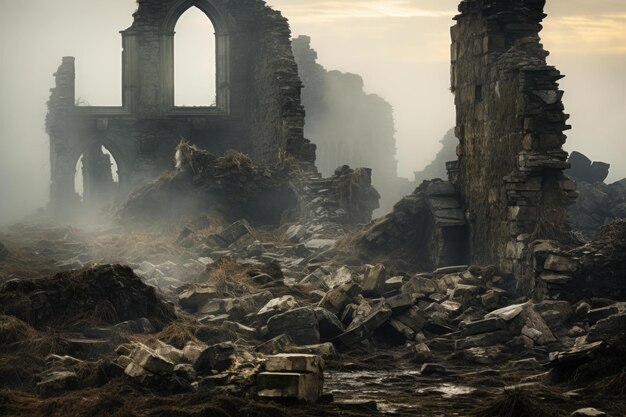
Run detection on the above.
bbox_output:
[416,383,476,398]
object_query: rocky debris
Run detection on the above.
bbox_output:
[339,179,467,270]
[209,220,257,248]
[0,264,175,331]
[533,221,626,302]
[334,300,392,347]
[565,152,626,237]
[257,354,324,404]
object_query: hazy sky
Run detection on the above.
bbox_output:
[0,0,625,225]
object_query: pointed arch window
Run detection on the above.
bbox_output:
[174,6,217,107]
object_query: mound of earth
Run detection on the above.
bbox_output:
[118,141,301,227]
[0,264,176,332]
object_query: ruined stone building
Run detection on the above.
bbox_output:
[413,128,459,185]
[448,0,577,282]
[47,0,315,215]
[292,36,414,214]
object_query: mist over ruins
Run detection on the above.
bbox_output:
[0,1,625,416]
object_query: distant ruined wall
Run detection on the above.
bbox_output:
[292,36,410,214]
[47,0,315,216]
[449,0,577,283]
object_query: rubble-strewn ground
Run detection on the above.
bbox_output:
[1,216,625,417]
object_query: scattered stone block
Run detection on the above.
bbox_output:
[267,307,320,345]
[194,342,235,373]
[318,282,362,315]
[258,354,324,404]
[257,296,298,324]
[334,301,392,347]
[256,334,294,355]
[461,318,506,337]
[130,343,174,375]
[362,264,386,296]
[285,343,337,359]
[385,293,416,315]
[544,254,578,273]
[314,307,345,342]
[258,372,322,404]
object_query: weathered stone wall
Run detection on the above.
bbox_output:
[47,0,315,215]
[449,0,577,282]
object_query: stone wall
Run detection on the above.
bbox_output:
[47,0,315,216]
[449,0,577,283]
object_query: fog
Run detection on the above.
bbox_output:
[0,0,625,225]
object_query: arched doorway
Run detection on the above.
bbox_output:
[174,6,217,107]
[74,145,120,207]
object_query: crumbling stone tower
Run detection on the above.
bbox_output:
[448,0,577,285]
[47,0,316,215]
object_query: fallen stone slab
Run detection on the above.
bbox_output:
[587,313,626,344]
[362,264,386,296]
[543,254,578,273]
[258,354,324,404]
[267,307,320,345]
[285,343,337,359]
[402,276,437,295]
[130,343,175,376]
[333,301,392,347]
[386,293,416,315]
[485,302,529,321]
[194,342,235,373]
[257,372,322,404]
[318,282,362,315]
[178,286,218,311]
[257,296,298,324]
[314,307,345,342]
[256,334,294,355]
[210,220,256,248]
[548,341,603,366]
[461,318,507,337]
[265,353,324,374]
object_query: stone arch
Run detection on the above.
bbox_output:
[160,0,234,112]
[161,0,234,36]
[70,137,128,206]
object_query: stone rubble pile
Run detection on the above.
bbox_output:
[566,151,626,238]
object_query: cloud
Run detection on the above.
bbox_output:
[542,13,626,55]
[267,0,454,22]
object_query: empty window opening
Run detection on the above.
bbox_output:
[74,146,119,204]
[174,7,217,107]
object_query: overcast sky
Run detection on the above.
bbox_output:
[0,0,625,224]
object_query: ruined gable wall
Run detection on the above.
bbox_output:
[450,0,577,282]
